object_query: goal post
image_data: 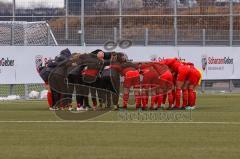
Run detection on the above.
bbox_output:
[0,21,58,46]
[0,21,58,100]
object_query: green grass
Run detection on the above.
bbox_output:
[0,94,240,159]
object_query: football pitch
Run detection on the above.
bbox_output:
[0,94,240,159]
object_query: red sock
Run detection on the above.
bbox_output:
[172,90,176,105]
[193,91,197,106]
[182,89,188,107]
[188,89,194,106]
[135,95,141,109]
[123,93,129,109]
[145,96,149,107]
[47,91,52,107]
[151,95,157,108]
[77,103,81,108]
[155,95,158,105]
[167,92,173,108]
[154,96,159,105]
[142,94,148,109]
[175,89,181,108]
[157,94,163,108]
[93,100,97,108]
[163,94,167,104]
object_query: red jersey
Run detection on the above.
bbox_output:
[159,58,182,73]
[138,62,157,75]
[110,62,137,77]
[183,62,194,67]
[151,62,169,75]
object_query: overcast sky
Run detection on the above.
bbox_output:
[0,0,64,8]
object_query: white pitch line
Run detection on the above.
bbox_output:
[0,120,240,125]
[86,110,113,121]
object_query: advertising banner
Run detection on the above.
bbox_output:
[0,46,239,84]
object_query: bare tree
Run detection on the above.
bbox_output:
[0,1,13,14]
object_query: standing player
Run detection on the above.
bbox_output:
[110,53,141,110]
[90,50,120,109]
[70,51,105,110]
[67,53,91,111]
[37,61,53,109]
[159,58,190,109]
[48,48,73,110]
[183,62,202,110]
[151,62,174,109]
[37,48,72,110]
[138,62,159,110]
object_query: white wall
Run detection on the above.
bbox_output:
[0,46,238,84]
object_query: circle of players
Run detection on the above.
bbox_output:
[37,49,202,111]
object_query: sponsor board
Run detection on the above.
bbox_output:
[0,56,16,84]
[0,46,239,84]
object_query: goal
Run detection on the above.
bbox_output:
[0,21,58,100]
[0,21,58,46]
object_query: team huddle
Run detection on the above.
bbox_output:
[37,49,202,111]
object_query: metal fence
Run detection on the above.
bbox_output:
[0,80,240,100]
[0,0,240,46]
[1,0,240,97]
[0,21,58,45]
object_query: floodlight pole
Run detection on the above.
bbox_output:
[202,29,206,46]
[81,0,85,46]
[119,0,122,40]
[229,0,233,46]
[12,0,16,21]
[65,0,69,40]
[114,27,117,43]
[145,28,149,46]
[174,0,178,46]
[11,0,16,45]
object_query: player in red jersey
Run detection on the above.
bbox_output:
[151,62,174,109]
[38,68,53,108]
[110,53,141,109]
[138,62,160,110]
[160,58,190,109]
[183,62,202,110]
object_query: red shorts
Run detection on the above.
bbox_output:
[176,65,190,82]
[160,70,173,82]
[142,71,159,89]
[124,71,140,89]
[188,68,201,86]
[159,70,174,91]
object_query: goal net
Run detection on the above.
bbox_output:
[0,21,58,100]
[0,21,58,46]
